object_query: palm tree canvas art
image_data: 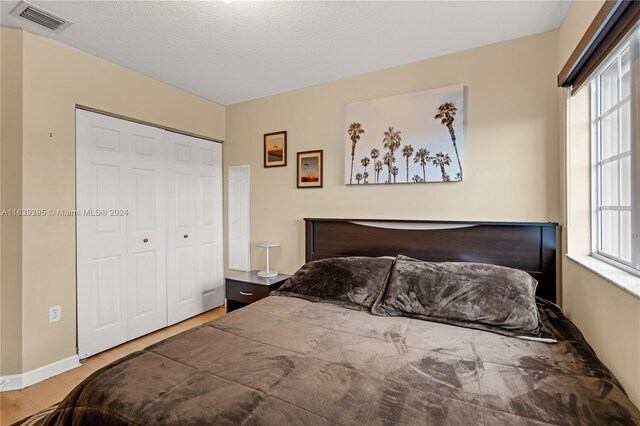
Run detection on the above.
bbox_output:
[344,85,463,185]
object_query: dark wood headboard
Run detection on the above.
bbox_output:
[305,218,558,302]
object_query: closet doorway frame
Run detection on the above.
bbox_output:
[74,105,224,359]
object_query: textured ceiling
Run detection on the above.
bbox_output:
[0,1,571,105]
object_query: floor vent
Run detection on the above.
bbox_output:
[10,1,71,33]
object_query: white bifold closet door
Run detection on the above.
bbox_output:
[165,131,224,325]
[77,110,167,358]
[77,110,223,359]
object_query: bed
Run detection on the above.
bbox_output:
[20,219,640,425]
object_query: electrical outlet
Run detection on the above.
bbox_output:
[49,305,61,323]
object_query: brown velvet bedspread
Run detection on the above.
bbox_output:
[32,296,640,425]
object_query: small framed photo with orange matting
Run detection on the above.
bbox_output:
[297,150,323,188]
[264,131,287,167]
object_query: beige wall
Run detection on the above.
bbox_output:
[1,27,24,375]
[558,1,603,68]
[225,30,560,275]
[0,27,225,374]
[559,0,640,408]
[563,259,640,403]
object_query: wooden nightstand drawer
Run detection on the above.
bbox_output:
[225,271,291,312]
[226,281,269,304]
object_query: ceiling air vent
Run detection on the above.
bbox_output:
[10,1,72,33]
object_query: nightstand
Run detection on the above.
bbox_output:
[225,270,291,312]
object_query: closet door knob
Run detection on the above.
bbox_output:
[143,238,149,243]
[184,234,189,239]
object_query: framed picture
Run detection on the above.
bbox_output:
[297,150,323,188]
[264,131,287,167]
[345,85,464,185]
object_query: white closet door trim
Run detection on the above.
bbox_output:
[228,165,251,271]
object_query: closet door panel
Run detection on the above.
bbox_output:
[77,110,128,359]
[166,132,223,324]
[126,122,167,340]
[93,256,124,328]
[175,173,195,227]
[197,141,224,310]
[176,246,196,302]
[166,133,200,324]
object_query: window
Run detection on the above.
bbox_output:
[591,27,640,273]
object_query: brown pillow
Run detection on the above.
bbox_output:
[372,256,555,342]
[273,256,394,311]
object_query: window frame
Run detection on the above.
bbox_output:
[590,25,640,275]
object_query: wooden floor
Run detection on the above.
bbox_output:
[0,307,226,426]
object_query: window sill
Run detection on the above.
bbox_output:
[567,254,640,299]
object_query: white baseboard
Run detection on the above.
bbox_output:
[0,374,21,392]
[0,354,80,392]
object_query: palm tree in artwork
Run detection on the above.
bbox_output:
[434,102,462,180]
[347,122,365,184]
[374,160,383,183]
[382,152,394,183]
[402,145,414,182]
[432,152,452,181]
[361,156,370,183]
[370,148,380,165]
[363,171,369,184]
[413,148,430,181]
[391,166,399,183]
[355,172,363,184]
[412,175,424,183]
[382,127,402,160]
